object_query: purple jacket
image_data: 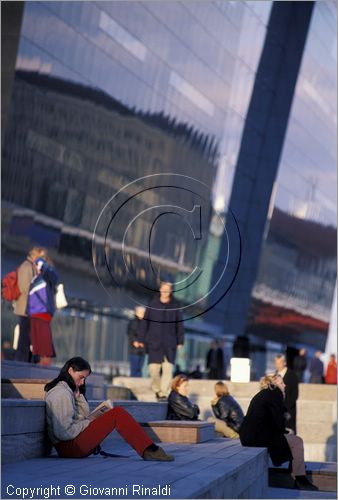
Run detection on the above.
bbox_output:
[27,263,58,316]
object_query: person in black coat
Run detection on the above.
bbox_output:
[206,340,224,379]
[275,354,299,433]
[209,381,244,438]
[127,306,146,377]
[239,374,317,491]
[139,282,184,400]
[167,375,200,420]
[293,348,307,383]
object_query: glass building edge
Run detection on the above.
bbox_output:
[244,2,337,363]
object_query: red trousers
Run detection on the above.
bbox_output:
[55,407,153,458]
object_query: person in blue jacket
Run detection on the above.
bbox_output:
[139,282,184,400]
[27,257,58,365]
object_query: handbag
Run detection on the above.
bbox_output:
[55,283,68,309]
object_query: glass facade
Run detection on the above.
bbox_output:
[1,1,336,372]
[246,2,337,358]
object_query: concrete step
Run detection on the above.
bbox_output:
[269,462,337,492]
[297,422,336,443]
[1,399,167,464]
[141,420,215,443]
[2,379,51,399]
[113,377,337,462]
[2,439,269,499]
[1,362,105,400]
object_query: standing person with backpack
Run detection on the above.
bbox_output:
[8,247,46,362]
[27,256,58,366]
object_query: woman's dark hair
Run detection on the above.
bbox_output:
[44,357,92,393]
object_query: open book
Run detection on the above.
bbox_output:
[87,399,113,421]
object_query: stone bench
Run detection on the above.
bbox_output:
[1,399,168,464]
[141,420,215,443]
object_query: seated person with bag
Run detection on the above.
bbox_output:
[167,375,200,420]
[45,357,174,462]
[208,381,244,438]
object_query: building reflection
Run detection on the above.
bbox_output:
[1,1,336,373]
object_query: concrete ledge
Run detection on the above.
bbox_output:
[1,399,168,464]
[141,420,215,443]
[1,362,105,399]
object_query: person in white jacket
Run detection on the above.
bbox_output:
[44,357,173,461]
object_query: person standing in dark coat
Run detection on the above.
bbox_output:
[293,348,307,383]
[309,351,324,384]
[167,375,199,420]
[127,306,146,377]
[275,354,299,433]
[206,340,224,379]
[139,282,184,400]
[239,374,317,491]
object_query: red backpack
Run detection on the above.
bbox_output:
[1,270,21,301]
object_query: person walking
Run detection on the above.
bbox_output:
[239,374,318,491]
[309,351,324,383]
[275,354,299,433]
[127,306,146,377]
[293,348,307,383]
[208,381,244,438]
[139,282,184,401]
[44,357,174,461]
[27,257,57,366]
[167,375,200,420]
[206,340,224,380]
[13,247,46,362]
[325,354,337,385]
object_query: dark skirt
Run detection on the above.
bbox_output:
[30,317,56,357]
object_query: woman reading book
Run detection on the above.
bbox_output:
[44,357,174,461]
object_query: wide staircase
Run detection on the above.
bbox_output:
[1,364,336,498]
[1,363,266,499]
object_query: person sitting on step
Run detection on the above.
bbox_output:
[239,374,318,491]
[45,357,174,462]
[208,381,244,438]
[167,375,200,420]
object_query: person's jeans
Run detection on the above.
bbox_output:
[207,417,239,438]
[55,407,153,458]
[285,433,306,476]
[129,354,145,377]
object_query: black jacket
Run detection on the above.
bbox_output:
[139,296,184,364]
[212,395,244,433]
[167,391,200,420]
[127,317,145,355]
[282,369,299,432]
[239,387,292,466]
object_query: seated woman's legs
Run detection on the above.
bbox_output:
[284,434,305,476]
[208,417,239,439]
[55,407,153,458]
